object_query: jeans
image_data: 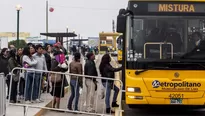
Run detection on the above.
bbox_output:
[19,78,25,96]
[68,79,80,110]
[33,73,42,100]
[102,82,119,108]
[25,72,35,101]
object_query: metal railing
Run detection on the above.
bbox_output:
[0,73,6,116]
[7,67,123,116]
[144,42,173,59]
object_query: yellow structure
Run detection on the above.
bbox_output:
[117,0,205,108]
[99,32,121,54]
[116,35,123,64]
[0,32,30,38]
[0,32,30,42]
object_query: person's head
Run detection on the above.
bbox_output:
[86,52,95,60]
[27,43,33,46]
[74,52,81,62]
[9,49,16,58]
[22,46,31,56]
[42,47,47,54]
[35,44,43,55]
[0,48,9,58]
[192,32,202,42]
[45,45,52,53]
[99,54,111,75]
[9,45,15,50]
[29,44,36,54]
[53,43,60,51]
[17,48,23,56]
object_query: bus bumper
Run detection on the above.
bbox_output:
[126,95,205,105]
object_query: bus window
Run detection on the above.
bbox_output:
[128,16,204,62]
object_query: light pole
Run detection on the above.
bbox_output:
[66,26,69,51]
[46,0,48,42]
[72,29,75,46]
[16,4,22,48]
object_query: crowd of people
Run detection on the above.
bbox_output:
[0,42,122,114]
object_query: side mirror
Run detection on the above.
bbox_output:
[117,9,127,33]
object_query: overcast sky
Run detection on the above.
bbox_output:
[0,0,127,38]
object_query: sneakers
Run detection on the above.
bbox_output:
[35,99,41,103]
[25,101,32,104]
[35,99,44,103]
[112,102,119,107]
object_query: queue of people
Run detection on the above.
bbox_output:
[1,42,122,114]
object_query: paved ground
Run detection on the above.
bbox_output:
[123,103,205,116]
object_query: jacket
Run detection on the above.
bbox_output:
[69,60,83,87]
[0,55,9,76]
[102,64,122,83]
[8,57,20,81]
[84,60,98,81]
[44,53,51,71]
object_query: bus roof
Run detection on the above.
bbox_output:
[129,0,205,2]
[99,32,122,37]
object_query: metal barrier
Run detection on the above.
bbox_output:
[8,67,123,116]
[0,73,6,116]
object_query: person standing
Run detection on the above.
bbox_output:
[22,46,37,103]
[33,45,47,103]
[84,52,98,112]
[67,52,83,111]
[50,46,68,108]
[8,49,20,103]
[99,54,122,113]
[0,48,10,99]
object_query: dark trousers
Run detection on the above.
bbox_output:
[19,78,25,96]
[6,75,18,103]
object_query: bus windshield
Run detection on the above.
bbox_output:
[128,16,205,62]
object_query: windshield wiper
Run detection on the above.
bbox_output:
[135,70,148,75]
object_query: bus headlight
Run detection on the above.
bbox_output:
[128,96,143,99]
[127,87,141,93]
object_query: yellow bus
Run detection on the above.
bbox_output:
[99,32,121,54]
[117,0,205,108]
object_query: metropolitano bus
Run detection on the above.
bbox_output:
[117,0,205,107]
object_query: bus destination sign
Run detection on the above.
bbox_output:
[148,3,205,13]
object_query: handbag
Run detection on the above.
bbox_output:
[50,73,62,83]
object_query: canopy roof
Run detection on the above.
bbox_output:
[40,33,77,37]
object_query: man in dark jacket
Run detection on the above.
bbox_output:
[84,52,98,112]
